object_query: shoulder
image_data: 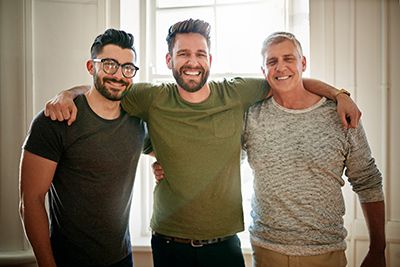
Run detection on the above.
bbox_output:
[122,82,176,106]
[23,110,67,162]
[127,82,175,95]
[124,113,146,129]
[248,97,271,113]
[323,99,338,109]
[210,77,266,89]
[245,98,272,126]
[318,99,341,120]
[29,110,67,132]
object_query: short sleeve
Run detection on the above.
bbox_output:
[121,83,161,121]
[23,111,66,163]
[227,78,269,109]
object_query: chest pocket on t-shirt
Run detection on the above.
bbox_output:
[212,110,236,138]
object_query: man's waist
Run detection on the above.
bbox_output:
[152,231,236,247]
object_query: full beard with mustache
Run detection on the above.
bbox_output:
[93,74,129,101]
[172,65,210,93]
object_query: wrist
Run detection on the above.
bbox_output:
[64,90,74,98]
[334,88,351,102]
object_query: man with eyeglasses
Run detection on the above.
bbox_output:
[19,29,144,267]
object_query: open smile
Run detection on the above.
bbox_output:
[183,70,201,76]
[275,75,292,80]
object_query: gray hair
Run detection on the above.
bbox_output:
[261,32,303,65]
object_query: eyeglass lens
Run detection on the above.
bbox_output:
[102,59,137,78]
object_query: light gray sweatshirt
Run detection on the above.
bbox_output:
[243,97,383,256]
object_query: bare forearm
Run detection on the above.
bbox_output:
[65,85,90,98]
[21,199,57,267]
[303,78,338,100]
[361,201,386,251]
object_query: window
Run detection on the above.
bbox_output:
[123,0,310,249]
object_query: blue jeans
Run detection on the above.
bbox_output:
[151,234,245,267]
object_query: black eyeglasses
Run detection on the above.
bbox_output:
[92,58,139,78]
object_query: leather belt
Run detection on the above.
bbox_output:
[152,231,234,247]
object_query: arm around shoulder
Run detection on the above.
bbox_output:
[44,85,90,126]
[303,78,361,128]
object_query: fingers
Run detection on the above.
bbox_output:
[44,101,50,117]
[152,161,165,182]
[151,161,159,170]
[61,106,71,121]
[68,106,78,126]
[340,114,349,129]
[55,105,66,122]
[44,100,58,120]
[44,92,77,124]
[45,101,68,121]
[347,109,362,129]
[349,115,357,128]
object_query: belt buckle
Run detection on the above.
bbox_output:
[190,239,204,247]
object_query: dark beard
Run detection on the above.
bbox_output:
[94,75,128,101]
[172,67,209,93]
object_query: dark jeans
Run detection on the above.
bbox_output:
[51,230,133,267]
[151,234,245,267]
[54,253,133,267]
[108,254,133,267]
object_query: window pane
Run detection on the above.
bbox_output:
[216,0,261,4]
[157,0,214,8]
[214,1,285,74]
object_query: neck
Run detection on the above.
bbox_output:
[177,84,211,103]
[85,88,121,119]
[272,85,322,109]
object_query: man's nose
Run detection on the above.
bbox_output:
[275,61,287,72]
[185,55,200,66]
[113,66,125,79]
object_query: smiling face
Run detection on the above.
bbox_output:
[262,39,306,93]
[166,33,212,93]
[87,44,135,101]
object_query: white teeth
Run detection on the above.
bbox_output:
[184,71,200,76]
[276,76,290,80]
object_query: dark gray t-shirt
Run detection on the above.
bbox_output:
[23,95,145,266]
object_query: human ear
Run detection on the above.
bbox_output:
[87,60,95,75]
[166,53,172,69]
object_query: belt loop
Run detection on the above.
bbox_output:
[190,240,204,248]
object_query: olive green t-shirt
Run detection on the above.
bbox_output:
[122,78,267,239]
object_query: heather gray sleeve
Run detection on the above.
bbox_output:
[344,123,384,203]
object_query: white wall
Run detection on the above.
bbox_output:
[0,0,120,266]
[310,0,400,266]
[0,0,399,267]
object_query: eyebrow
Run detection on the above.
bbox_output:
[176,49,208,54]
[267,54,296,60]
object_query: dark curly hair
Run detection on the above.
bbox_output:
[90,28,137,59]
[166,19,211,54]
